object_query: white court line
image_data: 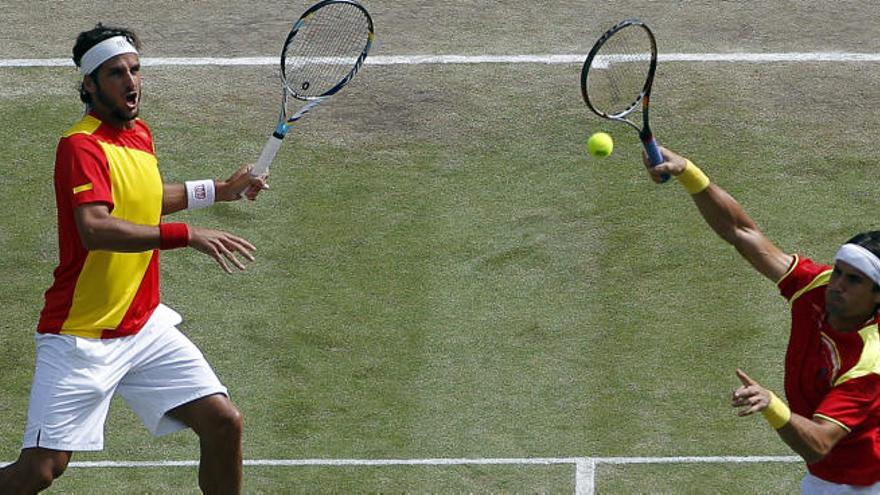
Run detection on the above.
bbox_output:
[0,455,802,495]
[575,458,597,495]
[1,455,800,468]
[1,52,880,68]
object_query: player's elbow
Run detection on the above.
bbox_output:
[800,447,828,465]
[77,225,106,251]
[794,437,837,464]
[78,229,99,250]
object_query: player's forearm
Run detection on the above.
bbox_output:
[692,184,759,247]
[163,176,253,215]
[162,183,188,215]
[776,415,837,464]
[78,216,163,252]
[690,184,791,281]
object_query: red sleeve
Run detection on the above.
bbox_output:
[777,256,830,301]
[814,374,880,430]
[56,134,114,210]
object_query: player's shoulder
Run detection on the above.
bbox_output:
[832,364,880,396]
[62,114,103,139]
[778,255,832,302]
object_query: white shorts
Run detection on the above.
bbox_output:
[22,304,228,451]
[802,473,880,495]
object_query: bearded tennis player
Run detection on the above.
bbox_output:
[645,147,880,493]
[0,23,267,494]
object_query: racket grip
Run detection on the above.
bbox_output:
[642,135,670,183]
[251,134,284,177]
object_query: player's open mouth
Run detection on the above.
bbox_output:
[125,92,138,109]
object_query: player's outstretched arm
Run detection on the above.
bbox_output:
[732,369,848,463]
[75,203,256,273]
[161,165,269,215]
[645,147,794,283]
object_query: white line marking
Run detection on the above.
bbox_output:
[596,455,801,464]
[575,457,596,495]
[0,455,804,495]
[2,455,800,468]
[2,455,805,468]
[1,52,880,68]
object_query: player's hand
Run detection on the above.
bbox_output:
[643,146,689,184]
[216,165,269,202]
[731,368,772,417]
[189,227,256,273]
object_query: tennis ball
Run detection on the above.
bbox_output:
[587,132,614,157]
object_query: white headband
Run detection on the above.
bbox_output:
[834,243,880,286]
[79,36,138,75]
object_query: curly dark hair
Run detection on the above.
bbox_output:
[72,23,141,105]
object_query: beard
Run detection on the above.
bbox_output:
[93,81,139,122]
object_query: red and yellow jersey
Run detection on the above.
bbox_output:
[778,256,880,486]
[38,113,163,339]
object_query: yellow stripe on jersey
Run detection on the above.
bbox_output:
[61,140,163,338]
[63,114,102,137]
[813,413,852,432]
[72,183,94,194]
[833,324,880,387]
[788,268,832,305]
[775,254,799,285]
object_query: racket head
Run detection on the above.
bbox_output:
[580,19,657,124]
[281,0,374,102]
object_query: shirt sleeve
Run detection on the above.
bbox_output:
[777,256,829,301]
[56,134,114,210]
[814,374,880,431]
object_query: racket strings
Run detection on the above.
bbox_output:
[283,3,370,98]
[587,26,653,117]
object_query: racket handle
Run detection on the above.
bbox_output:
[642,135,670,183]
[251,134,284,177]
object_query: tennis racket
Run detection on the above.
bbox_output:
[580,18,668,182]
[250,0,374,178]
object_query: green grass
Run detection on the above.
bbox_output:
[2,36,880,494]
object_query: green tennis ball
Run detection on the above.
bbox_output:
[587,132,614,157]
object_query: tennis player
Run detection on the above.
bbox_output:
[645,147,880,492]
[0,24,267,494]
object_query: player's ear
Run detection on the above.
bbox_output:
[82,74,97,95]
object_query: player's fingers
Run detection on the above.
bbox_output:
[642,152,673,180]
[214,239,250,270]
[244,179,269,201]
[225,237,256,264]
[734,395,761,415]
[652,163,674,176]
[209,247,233,274]
[731,387,755,407]
[737,406,757,417]
[247,183,268,201]
[736,369,757,387]
[227,252,247,271]
[226,234,256,255]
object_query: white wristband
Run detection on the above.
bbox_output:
[185,180,216,210]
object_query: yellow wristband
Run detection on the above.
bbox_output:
[762,392,792,430]
[676,160,710,194]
